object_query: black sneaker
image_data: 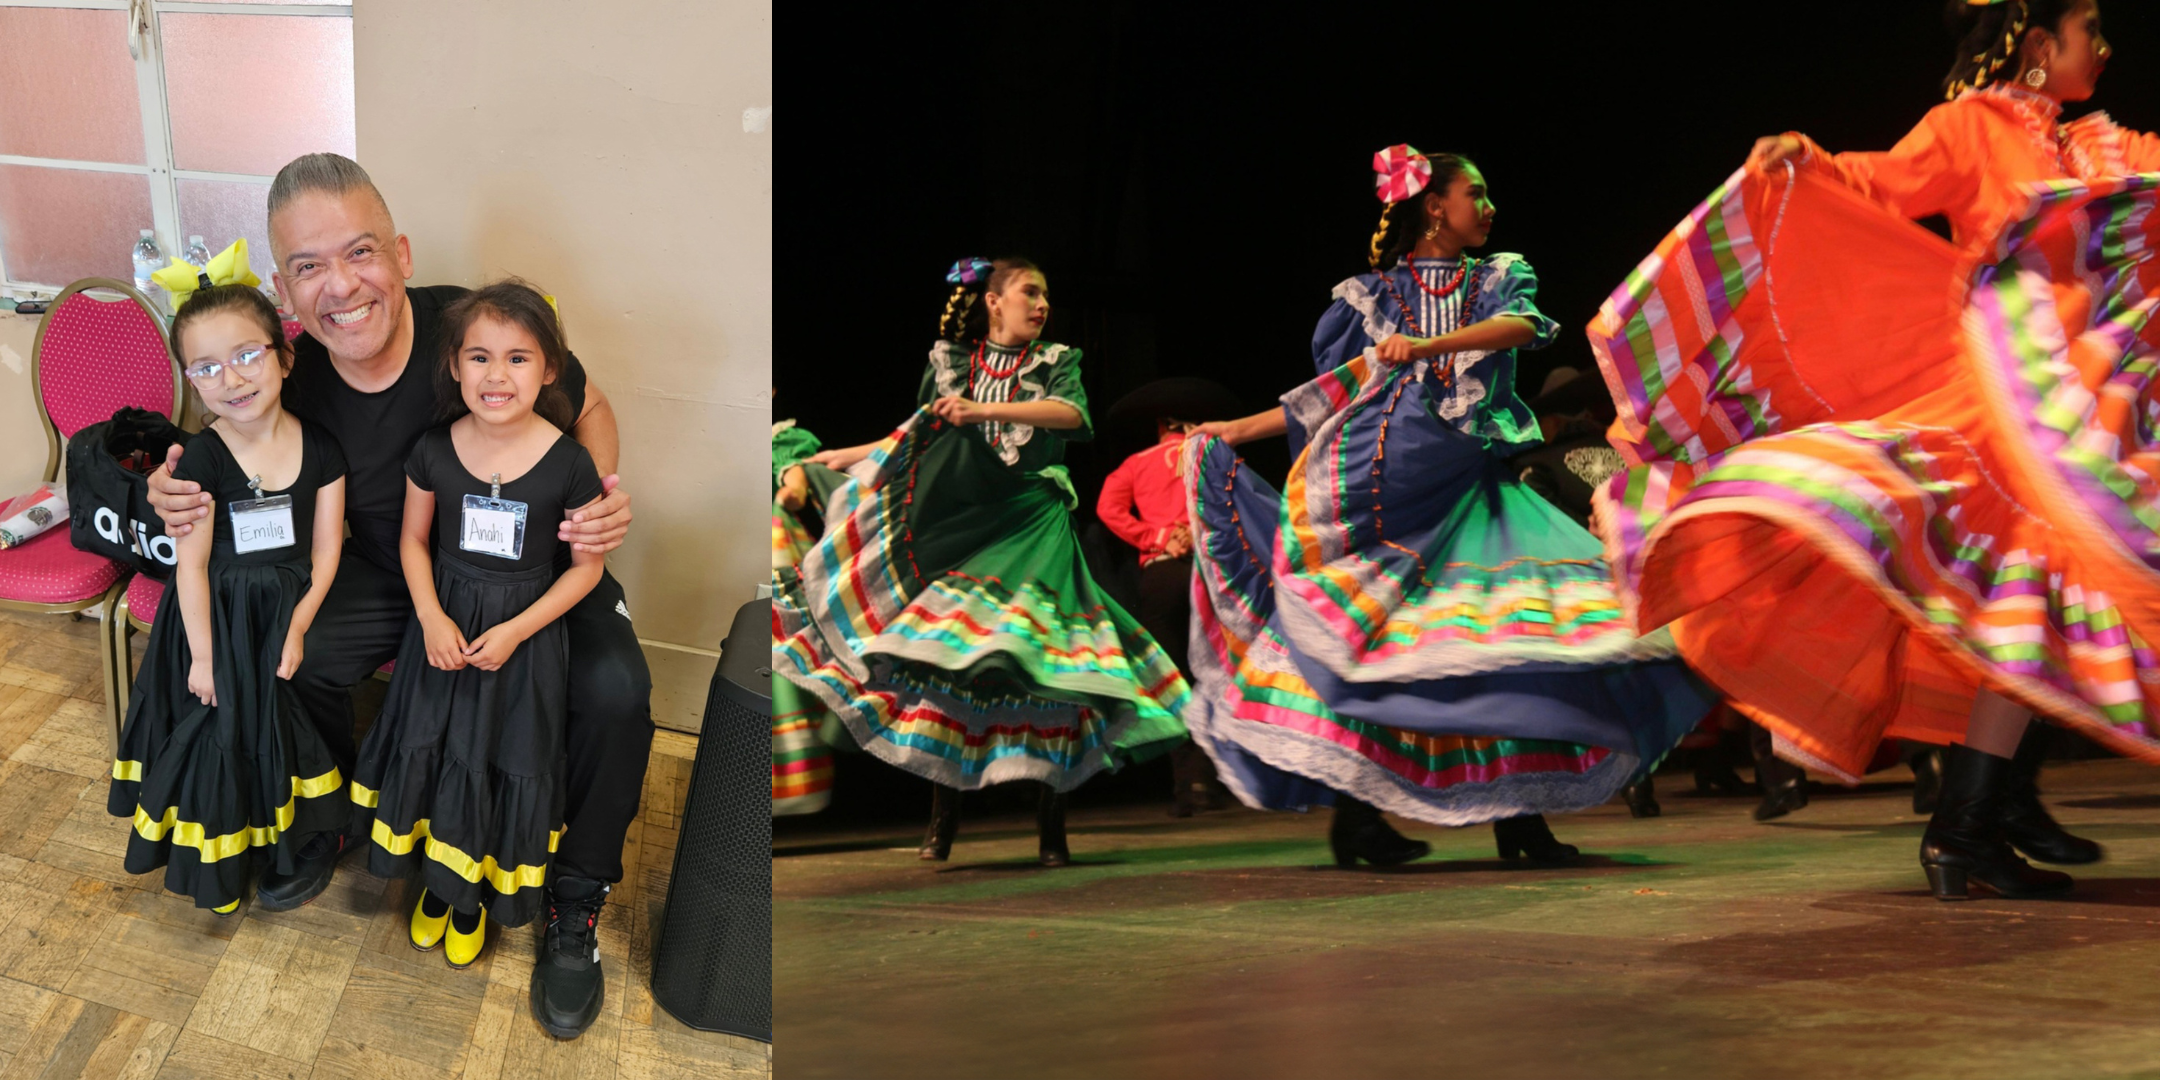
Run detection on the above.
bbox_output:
[255,830,349,912]
[531,877,609,1039]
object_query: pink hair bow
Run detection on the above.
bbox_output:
[1372,144,1432,205]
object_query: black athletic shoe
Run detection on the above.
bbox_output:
[255,830,348,912]
[531,877,610,1039]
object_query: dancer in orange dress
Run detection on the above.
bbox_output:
[1591,0,2143,899]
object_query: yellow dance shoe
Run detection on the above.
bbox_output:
[445,911,488,968]
[410,892,449,952]
[212,899,240,918]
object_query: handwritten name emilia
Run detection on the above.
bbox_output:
[237,521,290,544]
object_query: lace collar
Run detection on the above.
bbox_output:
[1963,82,2070,174]
[1969,81,2064,123]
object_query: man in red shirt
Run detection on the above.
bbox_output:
[1097,423,1193,571]
[1097,419,1214,815]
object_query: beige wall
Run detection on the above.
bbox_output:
[0,313,47,497]
[355,1,771,728]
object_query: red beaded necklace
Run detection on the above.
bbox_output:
[970,338,1033,396]
[1375,256,1482,339]
[1406,256,1468,298]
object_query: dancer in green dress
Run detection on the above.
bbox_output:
[773,257,1189,865]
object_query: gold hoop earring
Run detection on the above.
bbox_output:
[1422,216,1445,241]
[2025,62,2048,88]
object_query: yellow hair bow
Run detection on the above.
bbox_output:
[151,238,261,311]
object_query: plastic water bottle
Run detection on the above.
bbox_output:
[183,234,209,270]
[131,229,163,307]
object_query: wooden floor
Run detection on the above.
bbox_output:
[779,758,2160,1079]
[0,608,770,1080]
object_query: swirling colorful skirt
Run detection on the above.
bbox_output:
[1184,355,1714,825]
[774,409,1189,791]
[1591,164,2160,779]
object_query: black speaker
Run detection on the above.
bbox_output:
[649,599,771,1041]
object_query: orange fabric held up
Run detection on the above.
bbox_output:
[1589,85,2160,780]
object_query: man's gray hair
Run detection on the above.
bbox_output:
[267,152,392,224]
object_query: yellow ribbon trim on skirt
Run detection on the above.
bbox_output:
[122,765,346,863]
[350,780,562,894]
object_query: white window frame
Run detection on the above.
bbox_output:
[0,0,352,298]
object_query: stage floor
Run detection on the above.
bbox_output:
[776,758,2160,1078]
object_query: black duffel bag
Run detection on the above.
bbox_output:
[65,407,187,580]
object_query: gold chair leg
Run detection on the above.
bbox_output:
[99,581,128,758]
[114,598,135,720]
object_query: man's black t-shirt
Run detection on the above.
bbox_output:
[282,284,590,575]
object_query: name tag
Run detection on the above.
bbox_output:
[230,495,296,553]
[460,493,528,560]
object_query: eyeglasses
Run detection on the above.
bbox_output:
[184,346,269,384]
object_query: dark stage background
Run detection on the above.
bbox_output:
[777,2,2160,824]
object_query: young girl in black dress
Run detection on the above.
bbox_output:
[109,265,349,914]
[350,280,605,967]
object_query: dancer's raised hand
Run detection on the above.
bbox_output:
[1747,135,1804,174]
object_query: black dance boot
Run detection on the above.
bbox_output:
[1750,722,1810,822]
[1493,814,1580,864]
[1328,795,1430,868]
[918,783,961,862]
[530,877,609,1039]
[1169,741,1208,818]
[1999,724,2102,865]
[1037,785,1071,868]
[1693,757,1754,798]
[1919,743,2074,900]
[1908,743,1945,815]
[1694,725,1757,796]
[1621,775,1662,819]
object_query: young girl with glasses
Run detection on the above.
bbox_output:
[108,246,351,915]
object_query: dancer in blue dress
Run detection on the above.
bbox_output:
[1187,145,1715,866]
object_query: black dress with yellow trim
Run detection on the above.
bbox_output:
[107,422,350,912]
[350,428,604,927]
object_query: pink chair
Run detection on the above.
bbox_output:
[10,278,181,748]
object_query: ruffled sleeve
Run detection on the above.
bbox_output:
[917,347,943,407]
[1794,103,1980,222]
[2106,125,2160,171]
[1473,254,1559,350]
[918,340,972,407]
[771,422,822,487]
[1037,346,1092,442]
[1311,275,1396,377]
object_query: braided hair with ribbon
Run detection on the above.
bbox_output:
[161,238,294,376]
[938,255,1041,341]
[1941,0,2074,99]
[1367,144,1477,271]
